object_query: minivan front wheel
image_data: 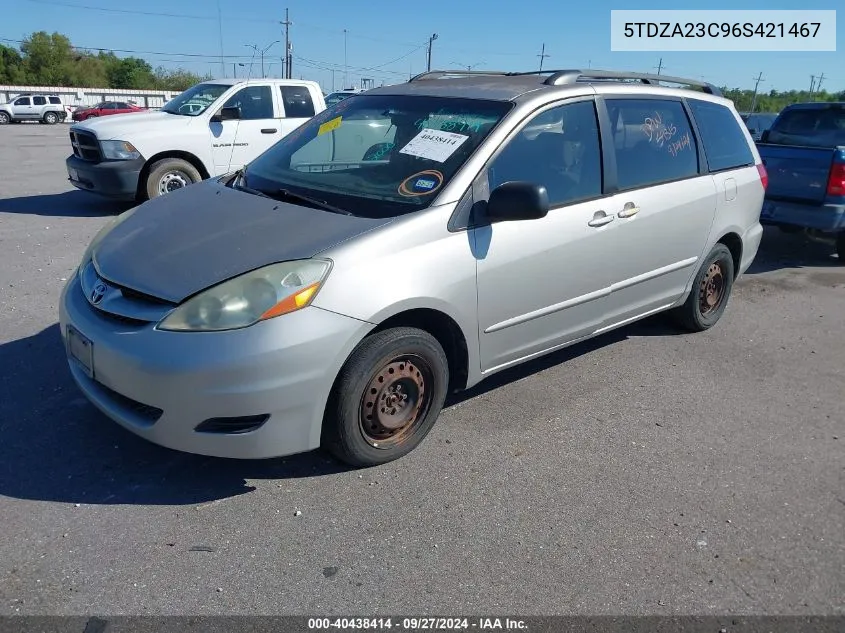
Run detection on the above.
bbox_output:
[145,158,202,199]
[322,327,449,467]
[673,243,735,332]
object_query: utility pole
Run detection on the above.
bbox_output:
[537,43,550,72]
[281,9,292,79]
[816,72,826,94]
[749,71,764,113]
[246,42,279,79]
[427,33,438,71]
[655,57,663,75]
[216,0,225,77]
[343,29,349,88]
[809,75,816,94]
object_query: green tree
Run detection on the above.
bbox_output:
[99,52,155,89]
[0,44,28,84]
[153,66,210,91]
[20,31,76,85]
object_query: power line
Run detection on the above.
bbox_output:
[1,37,258,59]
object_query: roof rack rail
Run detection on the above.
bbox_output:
[408,69,514,82]
[509,68,722,96]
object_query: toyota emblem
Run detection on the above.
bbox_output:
[91,281,108,305]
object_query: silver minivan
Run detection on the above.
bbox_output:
[60,69,767,467]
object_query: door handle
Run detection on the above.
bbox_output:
[617,202,640,218]
[261,128,278,134]
[587,211,615,227]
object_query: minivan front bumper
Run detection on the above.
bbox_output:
[66,155,143,201]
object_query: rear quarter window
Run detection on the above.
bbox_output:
[767,106,845,148]
[49,96,62,104]
[687,100,755,172]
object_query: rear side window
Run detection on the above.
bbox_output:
[49,96,62,104]
[33,96,46,106]
[605,98,699,190]
[687,100,755,171]
[767,106,845,148]
[280,86,316,118]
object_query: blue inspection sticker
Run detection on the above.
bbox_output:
[398,170,444,197]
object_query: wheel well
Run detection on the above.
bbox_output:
[371,309,470,392]
[136,150,211,200]
[717,232,743,278]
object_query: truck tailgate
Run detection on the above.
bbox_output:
[758,144,836,205]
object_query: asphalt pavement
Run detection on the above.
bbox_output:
[0,123,843,616]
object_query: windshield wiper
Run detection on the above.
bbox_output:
[231,169,353,215]
[267,188,354,216]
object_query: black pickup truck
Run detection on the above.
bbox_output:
[755,102,845,261]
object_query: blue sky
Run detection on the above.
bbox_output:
[2,0,842,93]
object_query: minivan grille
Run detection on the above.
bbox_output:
[70,130,102,162]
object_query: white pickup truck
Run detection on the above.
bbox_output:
[65,78,326,201]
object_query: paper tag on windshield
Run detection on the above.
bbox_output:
[399,128,469,163]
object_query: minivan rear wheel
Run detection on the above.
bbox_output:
[322,327,449,467]
[672,243,735,332]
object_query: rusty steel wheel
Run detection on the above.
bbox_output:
[358,356,433,449]
[322,327,449,467]
[672,243,735,333]
[698,261,726,316]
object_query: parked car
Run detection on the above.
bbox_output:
[324,89,362,107]
[0,93,67,124]
[72,101,147,122]
[756,102,845,260]
[60,69,765,466]
[65,78,327,201]
[741,112,779,141]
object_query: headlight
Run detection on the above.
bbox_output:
[158,259,332,332]
[100,140,142,160]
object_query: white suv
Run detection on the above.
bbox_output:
[0,94,66,124]
[65,78,326,201]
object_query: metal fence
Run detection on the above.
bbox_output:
[0,84,181,115]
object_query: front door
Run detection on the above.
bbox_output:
[597,97,717,328]
[12,97,36,120]
[210,84,281,174]
[473,98,616,373]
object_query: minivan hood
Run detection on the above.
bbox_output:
[92,180,393,304]
[73,110,188,140]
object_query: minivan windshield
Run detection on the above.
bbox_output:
[161,83,230,117]
[243,94,512,218]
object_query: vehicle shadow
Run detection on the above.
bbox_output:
[745,226,841,275]
[0,190,133,217]
[0,317,682,506]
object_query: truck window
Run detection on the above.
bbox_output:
[223,86,274,120]
[279,86,315,118]
[33,96,46,106]
[15,97,31,106]
[687,100,755,172]
[767,106,845,148]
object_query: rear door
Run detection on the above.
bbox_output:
[210,83,280,173]
[32,96,47,117]
[596,96,717,328]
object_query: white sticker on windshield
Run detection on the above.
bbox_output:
[399,128,469,163]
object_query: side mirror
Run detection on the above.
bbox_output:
[760,129,770,143]
[211,106,241,122]
[485,181,550,223]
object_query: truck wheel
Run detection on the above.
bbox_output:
[321,327,450,468]
[43,112,59,124]
[836,232,845,263]
[145,158,202,199]
[671,243,735,332]
[0,112,9,124]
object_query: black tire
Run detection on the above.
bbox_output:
[321,327,450,468]
[144,158,202,199]
[0,112,10,125]
[672,243,735,332]
[836,232,845,263]
[43,111,59,124]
